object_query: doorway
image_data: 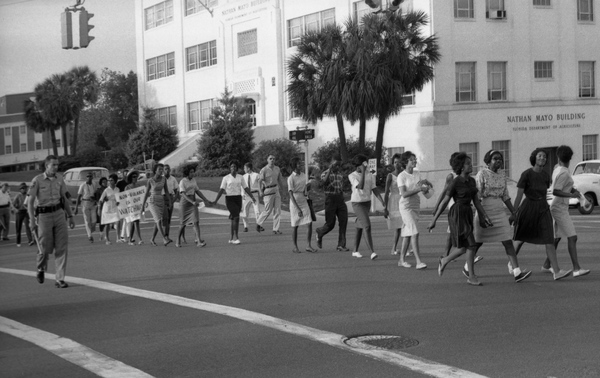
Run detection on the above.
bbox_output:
[539,146,558,177]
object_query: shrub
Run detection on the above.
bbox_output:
[252,139,303,177]
[126,108,179,166]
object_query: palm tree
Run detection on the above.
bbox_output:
[287,24,350,163]
[67,66,99,156]
[23,99,60,156]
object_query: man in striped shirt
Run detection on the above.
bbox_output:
[315,155,349,251]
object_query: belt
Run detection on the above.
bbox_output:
[264,184,277,189]
[82,198,96,201]
[263,192,276,197]
[0,204,8,208]
[36,204,62,214]
[251,190,259,193]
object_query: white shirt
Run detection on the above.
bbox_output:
[243,172,260,192]
[220,174,248,196]
[0,190,11,206]
[164,175,179,195]
[349,171,376,203]
[398,170,422,209]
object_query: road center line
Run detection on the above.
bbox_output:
[0,315,154,378]
[0,268,487,378]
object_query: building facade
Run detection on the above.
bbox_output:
[134,0,599,203]
[0,93,67,172]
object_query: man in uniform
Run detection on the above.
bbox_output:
[256,154,285,234]
[316,155,349,251]
[163,164,179,240]
[28,155,75,288]
[74,172,97,243]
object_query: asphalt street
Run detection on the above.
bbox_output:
[1,209,599,378]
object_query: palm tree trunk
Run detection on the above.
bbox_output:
[336,114,349,163]
[50,129,59,157]
[61,124,68,156]
[359,116,366,154]
[375,114,387,169]
[72,117,79,156]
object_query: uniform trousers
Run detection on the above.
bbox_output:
[256,190,281,231]
[36,209,68,281]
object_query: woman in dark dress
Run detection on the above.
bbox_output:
[513,149,571,281]
[428,153,492,286]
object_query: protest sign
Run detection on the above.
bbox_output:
[116,186,148,223]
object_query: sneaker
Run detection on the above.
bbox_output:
[416,262,427,270]
[352,252,363,258]
[337,246,350,252]
[391,249,398,255]
[515,270,532,283]
[398,261,411,268]
[474,256,483,264]
[406,250,413,257]
[573,269,590,278]
[541,266,555,274]
[507,261,514,275]
[16,244,21,247]
[554,269,572,281]
[370,252,378,260]
[231,239,241,245]
[316,233,322,249]
[462,267,469,278]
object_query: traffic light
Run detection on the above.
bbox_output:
[61,10,74,49]
[79,9,94,48]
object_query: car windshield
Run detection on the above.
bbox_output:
[573,163,600,175]
[78,170,107,180]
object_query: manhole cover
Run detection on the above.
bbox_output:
[344,335,419,350]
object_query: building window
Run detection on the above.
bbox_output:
[5,145,11,154]
[579,61,596,97]
[459,142,479,173]
[155,106,177,127]
[238,29,258,58]
[402,91,415,106]
[492,140,511,178]
[35,141,42,150]
[288,8,336,47]
[456,62,476,102]
[187,40,217,71]
[145,0,173,30]
[354,1,378,21]
[454,0,474,18]
[578,0,594,21]
[289,105,300,119]
[486,0,506,18]
[534,61,553,79]
[188,99,214,131]
[533,0,551,6]
[488,62,507,101]
[245,99,256,126]
[20,143,27,152]
[583,135,598,161]
[56,139,61,148]
[4,127,10,136]
[20,125,26,134]
[147,52,175,81]
[185,0,218,16]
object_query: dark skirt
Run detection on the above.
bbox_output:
[513,198,554,244]
[448,203,476,248]
[226,195,242,219]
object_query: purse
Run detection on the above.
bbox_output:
[307,198,317,221]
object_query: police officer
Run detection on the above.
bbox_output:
[28,155,75,288]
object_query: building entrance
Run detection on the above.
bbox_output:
[540,146,558,177]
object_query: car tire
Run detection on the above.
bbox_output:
[578,193,594,215]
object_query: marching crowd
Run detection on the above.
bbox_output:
[0,146,591,288]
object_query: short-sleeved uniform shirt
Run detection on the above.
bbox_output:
[29,173,68,207]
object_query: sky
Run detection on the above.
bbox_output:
[0,0,137,97]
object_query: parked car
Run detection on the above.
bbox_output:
[63,167,109,201]
[546,160,599,214]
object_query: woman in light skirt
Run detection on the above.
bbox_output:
[383,153,404,255]
[125,170,144,245]
[467,150,531,282]
[141,163,171,246]
[287,157,316,253]
[176,164,211,247]
[397,151,432,269]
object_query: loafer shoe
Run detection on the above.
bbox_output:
[398,261,412,268]
[573,269,590,278]
[55,280,68,288]
[256,225,264,232]
[416,262,427,270]
[554,269,572,281]
[541,266,555,274]
[370,252,378,260]
[352,252,363,258]
[36,270,44,284]
[515,270,532,283]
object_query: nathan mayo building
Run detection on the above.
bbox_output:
[134,0,599,204]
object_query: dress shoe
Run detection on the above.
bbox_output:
[256,225,264,232]
[55,280,69,288]
[273,230,282,235]
[316,233,322,249]
[337,246,349,252]
[243,227,248,232]
[36,270,44,284]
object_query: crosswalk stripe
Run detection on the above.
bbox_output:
[0,268,487,378]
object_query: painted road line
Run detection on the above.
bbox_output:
[0,268,487,378]
[0,315,153,378]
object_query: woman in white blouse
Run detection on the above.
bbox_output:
[213,161,256,245]
[175,165,211,248]
[287,157,316,253]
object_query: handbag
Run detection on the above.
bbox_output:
[307,198,317,222]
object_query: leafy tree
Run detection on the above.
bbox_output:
[197,88,255,170]
[126,108,179,166]
[252,139,302,177]
[23,98,60,157]
[66,66,99,156]
[312,136,381,169]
